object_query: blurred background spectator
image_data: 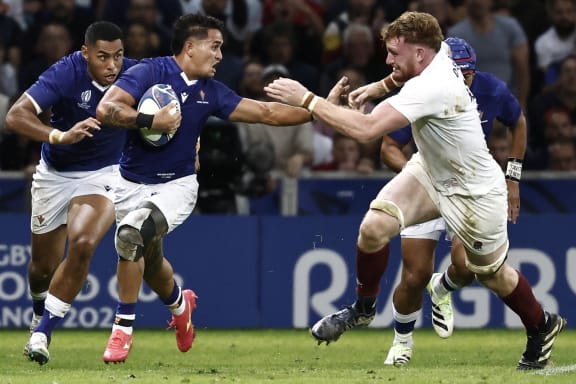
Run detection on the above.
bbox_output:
[1,0,24,70]
[0,35,18,99]
[320,22,389,96]
[100,0,181,31]
[4,0,576,178]
[313,132,376,174]
[322,0,386,64]
[316,66,382,170]
[547,138,576,170]
[236,64,314,179]
[123,20,158,59]
[527,55,576,168]
[122,0,172,56]
[259,0,324,66]
[19,21,72,92]
[183,0,264,59]
[447,0,530,109]
[534,0,576,86]
[22,0,94,62]
[2,0,26,30]
[253,21,320,94]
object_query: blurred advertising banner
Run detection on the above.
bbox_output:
[1,214,574,330]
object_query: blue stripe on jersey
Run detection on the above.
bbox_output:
[26,51,138,172]
[388,71,522,145]
[114,56,242,184]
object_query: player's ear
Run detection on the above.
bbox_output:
[81,45,89,60]
[185,40,195,57]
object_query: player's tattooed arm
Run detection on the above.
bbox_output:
[98,101,139,129]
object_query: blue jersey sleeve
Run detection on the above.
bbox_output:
[26,55,75,112]
[388,125,413,146]
[494,85,522,128]
[211,80,242,120]
[114,59,159,103]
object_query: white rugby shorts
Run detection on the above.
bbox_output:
[114,174,198,234]
[403,154,508,256]
[30,159,118,234]
[400,217,447,241]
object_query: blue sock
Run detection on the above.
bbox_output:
[34,311,62,340]
[117,301,137,316]
[161,281,181,307]
[395,319,416,334]
[32,299,45,317]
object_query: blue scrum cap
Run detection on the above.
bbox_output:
[445,37,476,73]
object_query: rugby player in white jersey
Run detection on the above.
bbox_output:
[95,13,313,363]
[264,11,566,370]
[5,21,140,365]
[365,37,528,366]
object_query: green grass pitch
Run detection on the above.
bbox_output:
[1,328,575,383]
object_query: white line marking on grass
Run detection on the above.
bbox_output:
[533,364,576,376]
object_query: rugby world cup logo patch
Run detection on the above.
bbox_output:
[82,90,92,103]
[77,90,92,109]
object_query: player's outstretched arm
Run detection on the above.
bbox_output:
[96,85,180,134]
[227,97,312,126]
[264,77,409,143]
[325,76,350,106]
[5,93,100,144]
[348,74,403,110]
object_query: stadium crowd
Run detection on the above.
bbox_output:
[1,0,576,178]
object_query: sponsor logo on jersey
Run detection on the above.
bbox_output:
[196,89,209,104]
[77,90,92,109]
[181,92,189,103]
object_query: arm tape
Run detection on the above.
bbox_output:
[48,129,64,144]
[136,112,154,129]
[505,158,523,182]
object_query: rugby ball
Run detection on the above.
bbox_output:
[137,84,180,147]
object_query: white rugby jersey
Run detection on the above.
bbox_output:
[387,49,504,196]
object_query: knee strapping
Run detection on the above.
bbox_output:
[369,199,405,229]
[115,207,154,261]
[466,243,509,275]
[116,225,144,261]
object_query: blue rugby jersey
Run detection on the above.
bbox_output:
[388,70,522,146]
[26,51,138,172]
[113,56,242,184]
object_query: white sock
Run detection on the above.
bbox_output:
[112,314,135,335]
[44,293,71,318]
[392,305,418,346]
[168,290,185,316]
[432,273,450,297]
[393,330,414,347]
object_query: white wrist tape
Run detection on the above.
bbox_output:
[505,158,523,182]
[48,129,64,144]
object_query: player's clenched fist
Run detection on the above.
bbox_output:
[151,101,181,135]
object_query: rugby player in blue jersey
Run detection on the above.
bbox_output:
[95,13,313,363]
[375,37,529,366]
[5,21,141,365]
